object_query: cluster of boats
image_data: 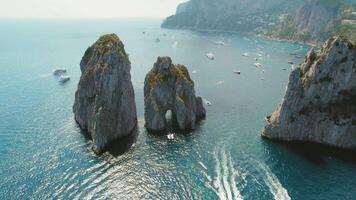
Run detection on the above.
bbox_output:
[52,68,70,83]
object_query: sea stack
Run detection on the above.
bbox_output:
[263,36,356,149]
[144,57,206,132]
[73,34,137,154]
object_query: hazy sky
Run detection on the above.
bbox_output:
[0,0,187,18]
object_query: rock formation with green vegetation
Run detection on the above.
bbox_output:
[144,57,206,132]
[263,36,356,149]
[73,34,137,154]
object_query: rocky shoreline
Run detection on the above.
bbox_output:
[263,36,356,150]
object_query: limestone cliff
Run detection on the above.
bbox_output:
[263,36,356,149]
[268,0,356,45]
[73,34,137,154]
[144,57,206,132]
[162,0,304,34]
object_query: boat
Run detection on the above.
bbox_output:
[233,70,241,74]
[258,53,262,57]
[215,41,225,46]
[206,53,215,60]
[288,61,294,64]
[255,63,262,68]
[192,70,198,74]
[242,52,249,57]
[59,75,70,83]
[203,98,212,106]
[167,133,175,140]
[52,68,67,76]
[216,81,223,85]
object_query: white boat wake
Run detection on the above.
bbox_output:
[201,148,244,200]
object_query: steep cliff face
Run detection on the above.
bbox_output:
[162,0,304,33]
[73,34,137,154]
[269,0,356,45]
[263,36,356,149]
[144,57,206,132]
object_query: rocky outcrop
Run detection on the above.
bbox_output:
[162,0,304,34]
[144,57,206,132]
[73,34,137,154]
[263,36,356,149]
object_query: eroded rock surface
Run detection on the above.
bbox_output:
[73,34,137,154]
[263,36,356,149]
[144,57,206,132]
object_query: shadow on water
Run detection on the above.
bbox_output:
[76,122,138,157]
[262,137,356,165]
[145,113,206,138]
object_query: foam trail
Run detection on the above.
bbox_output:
[213,152,227,200]
[199,161,208,170]
[227,152,243,200]
[221,150,233,200]
[257,162,291,200]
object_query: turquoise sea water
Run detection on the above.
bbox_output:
[0,19,355,200]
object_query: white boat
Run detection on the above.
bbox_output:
[233,70,241,74]
[242,52,249,57]
[192,70,198,74]
[215,41,225,46]
[203,98,212,106]
[167,133,175,140]
[52,68,67,76]
[258,53,263,57]
[59,75,70,83]
[216,81,223,85]
[255,63,263,68]
[206,53,215,60]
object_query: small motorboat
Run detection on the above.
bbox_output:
[206,53,215,60]
[167,133,175,140]
[215,41,225,46]
[203,98,212,106]
[59,75,70,83]
[258,53,263,57]
[255,63,262,68]
[233,70,241,75]
[242,52,249,57]
[52,68,67,76]
[192,70,198,74]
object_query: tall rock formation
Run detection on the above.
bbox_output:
[263,36,356,149]
[144,57,206,132]
[73,34,137,154]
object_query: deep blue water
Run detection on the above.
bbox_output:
[0,19,355,200]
